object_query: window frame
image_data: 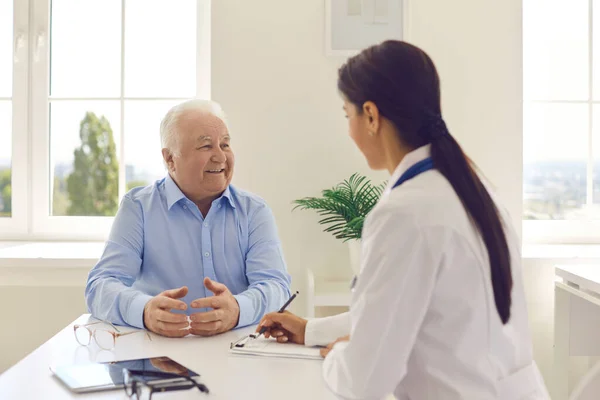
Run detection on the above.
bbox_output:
[0,0,29,238]
[523,0,600,244]
[0,0,211,241]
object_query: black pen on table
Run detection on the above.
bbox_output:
[251,290,299,339]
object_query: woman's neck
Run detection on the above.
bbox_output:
[383,133,414,175]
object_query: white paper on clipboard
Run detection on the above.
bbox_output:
[229,336,322,360]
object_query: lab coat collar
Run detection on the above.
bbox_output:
[384,144,432,194]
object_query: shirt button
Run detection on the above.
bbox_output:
[217,204,222,209]
[183,205,187,210]
[203,222,208,228]
[204,252,210,257]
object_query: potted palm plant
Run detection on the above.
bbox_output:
[293,173,386,274]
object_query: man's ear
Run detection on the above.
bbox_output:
[162,148,175,172]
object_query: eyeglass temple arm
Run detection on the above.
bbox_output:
[128,371,209,394]
[101,320,121,332]
[149,381,209,394]
[116,331,153,341]
[81,320,122,332]
[77,321,102,329]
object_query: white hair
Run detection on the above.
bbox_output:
[160,99,229,157]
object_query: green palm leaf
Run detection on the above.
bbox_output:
[292,173,385,241]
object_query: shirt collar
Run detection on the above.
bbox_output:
[384,144,432,195]
[164,174,236,210]
[165,174,187,210]
[220,186,236,209]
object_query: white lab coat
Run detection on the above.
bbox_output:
[305,312,350,347]
[308,145,549,400]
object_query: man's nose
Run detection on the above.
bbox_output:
[211,148,227,162]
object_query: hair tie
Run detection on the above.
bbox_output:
[419,113,448,141]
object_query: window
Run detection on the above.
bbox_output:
[523,0,600,242]
[3,0,210,239]
[0,1,12,218]
[0,0,27,235]
[0,1,13,218]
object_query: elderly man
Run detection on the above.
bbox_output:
[85,99,291,337]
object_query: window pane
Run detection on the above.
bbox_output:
[524,0,588,101]
[0,101,11,217]
[50,0,121,97]
[125,0,196,97]
[0,0,12,97]
[524,103,588,220]
[50,101,120,216]
[592,106,600,209]
[124,101,178,190]
[593,1,600,99]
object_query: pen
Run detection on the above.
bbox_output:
[251,290,299,339]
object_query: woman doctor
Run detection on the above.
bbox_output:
[257,41,550,399]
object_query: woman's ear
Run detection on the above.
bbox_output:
[363,101,380,136]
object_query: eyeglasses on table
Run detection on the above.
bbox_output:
[73,320,152,351]
[123,369,209,399]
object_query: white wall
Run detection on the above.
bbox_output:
[212,0,381,289]
[212,0,523,289]
[407,0,523,231]
[0,286,87,373]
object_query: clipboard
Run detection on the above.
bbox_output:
[229,336,322,360]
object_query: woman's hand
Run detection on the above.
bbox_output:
[256,311,308,344]
[320,335,350,358]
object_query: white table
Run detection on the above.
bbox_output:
[554,265,600,400]
[0,314,336,400]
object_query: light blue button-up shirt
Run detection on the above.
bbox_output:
[85,175,291,329]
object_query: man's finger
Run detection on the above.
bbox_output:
[156,296,187,311]
[203,277,228,295]
[190,320,221,332]
[157,326,190,338]
[190,329,219,337]
[320,348,331,358]
[190,296,222,309]
[276,336,289,343]
[157,320,190,331]
[190,321,223,336]
[155,309,189,323]
[160,286,189,299]
[189,309,223,323]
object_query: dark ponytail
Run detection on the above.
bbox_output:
[338,41,512,324]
